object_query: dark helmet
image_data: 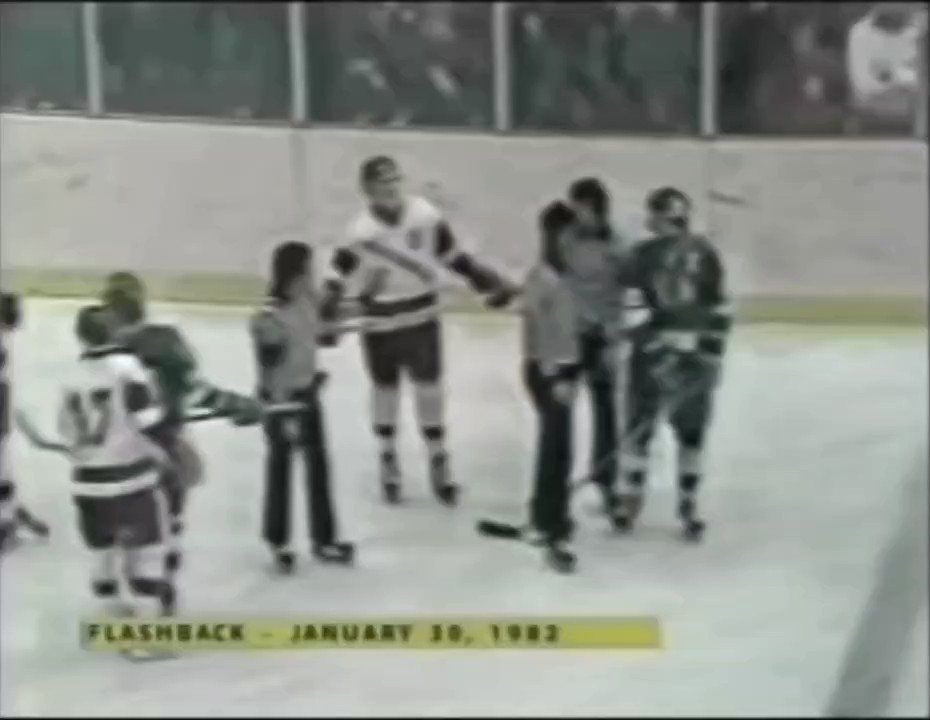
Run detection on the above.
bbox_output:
[102,271,146,325]
[268,241,311,301]
[646,186,692,233]
[360,155,401,188]
[75,304,112,347]
[646,186,691,215]
[568,177,610,218]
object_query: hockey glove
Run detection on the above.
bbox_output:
[227,394,263,427]
[171,435,204,488]
[484,277,519,310]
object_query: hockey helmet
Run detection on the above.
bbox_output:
[75,304,112,347]
[646,186,691,234]
[102,271,146,325]
[360,155,403,211]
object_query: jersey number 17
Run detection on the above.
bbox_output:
[67,389,112,447]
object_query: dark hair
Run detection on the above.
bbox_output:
[539,201,573,273]
[268,242,311,301]
[539,200,575,236]
[568,177,610,217]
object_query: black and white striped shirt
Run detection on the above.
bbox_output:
[522,264,580,379]
[250,293,320,402]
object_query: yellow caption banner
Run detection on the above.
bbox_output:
[81,617,662,651]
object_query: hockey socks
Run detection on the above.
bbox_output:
[376,426,401,504]
[165,517,184,573]
[612,471,646,532]
[424,427,458,506]
[678,473,705,541]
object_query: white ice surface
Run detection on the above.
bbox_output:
[2,300,927,717]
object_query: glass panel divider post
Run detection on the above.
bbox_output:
[492,2,512,132]
[915,28,927,140]
[699,1,718,138]
[81,2,104,115]
[287,2,308,124]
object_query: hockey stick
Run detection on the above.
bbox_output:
[14,410,69,454]
[476,371,716,541]
[15,373,329,454]
[15,399,313,455]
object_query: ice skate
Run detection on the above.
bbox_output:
[678,497,705,542]
[522,526,549,547]
[272,547,296,575]
[544,541,577,574]
[429,452,459,507]
[611,492,644,533]
[379,451,402,505]
[313,540,355,566]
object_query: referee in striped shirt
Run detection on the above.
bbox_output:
[522,201,581,573]
[250,242,354,572]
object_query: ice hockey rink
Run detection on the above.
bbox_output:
[1,298,927,717]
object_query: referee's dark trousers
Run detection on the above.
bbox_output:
[579,327,618,493]
[523,361,575,543]
[262,384,337,550]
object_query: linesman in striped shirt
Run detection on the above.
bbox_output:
[559,178,631,517]
[522,201,581,574]
[251,242,354,573]
[616,187,733,540]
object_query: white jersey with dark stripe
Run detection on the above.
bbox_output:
[334,196,453,332]
[57,346,166,497]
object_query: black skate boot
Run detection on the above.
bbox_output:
[429,452,459,507]
[380,451,402,505]
[545,541,577,575]
[272,547,296,575]
[313,541,355,566]
[678,497,705,542]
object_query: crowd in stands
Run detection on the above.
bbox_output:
[0,1,925,136]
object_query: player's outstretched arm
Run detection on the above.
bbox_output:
[152,325,261,427]
[433,222,518,309]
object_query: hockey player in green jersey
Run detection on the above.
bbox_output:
[616,187,732,540]
[102,272,262,571]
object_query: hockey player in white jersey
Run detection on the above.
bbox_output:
[322,156,518,506]
[0,292,50,552]
[57,305,175,623]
